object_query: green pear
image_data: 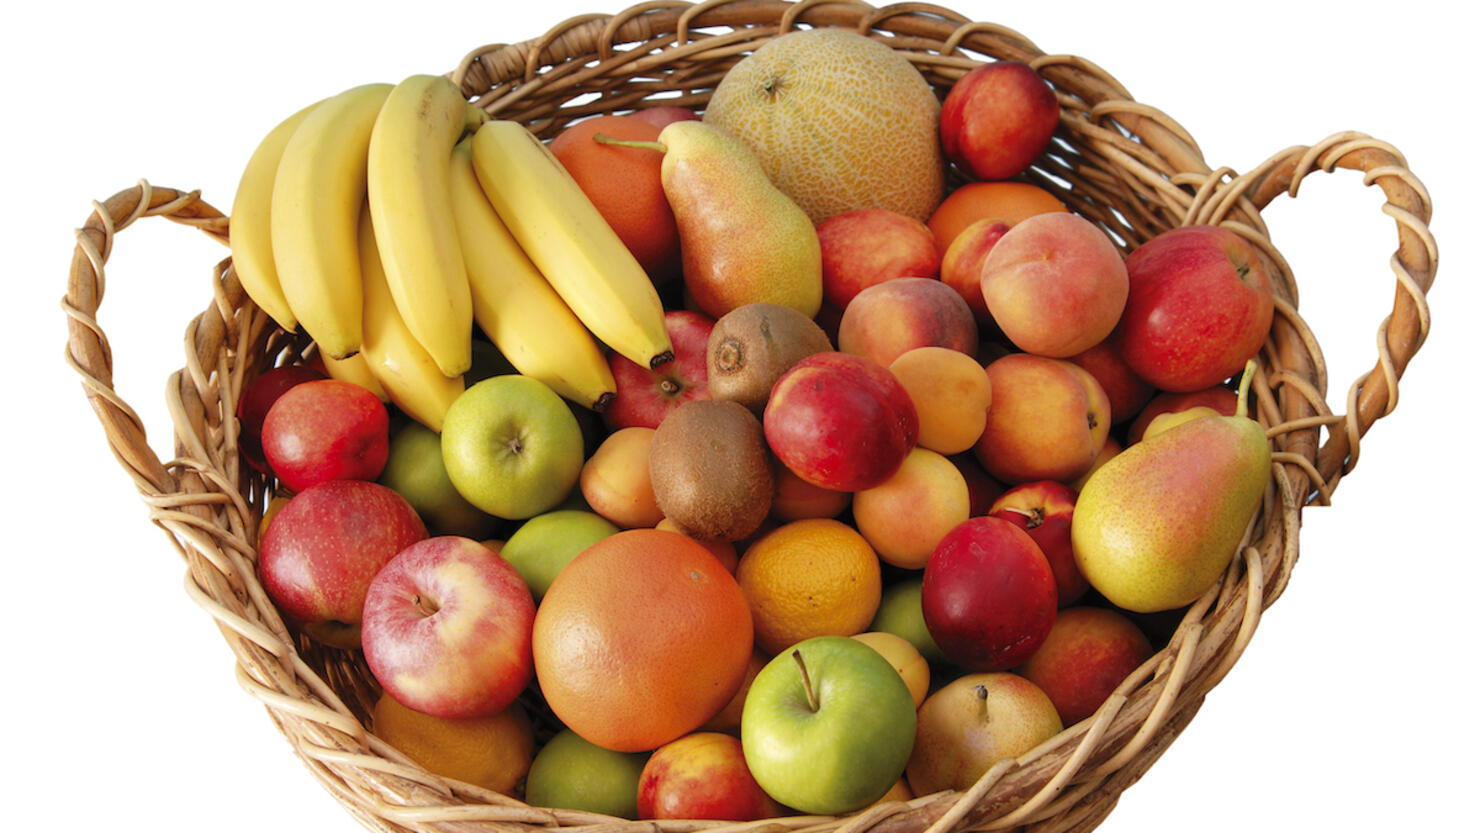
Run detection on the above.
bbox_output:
[1071,363,1270,613]
[598,121,822,320]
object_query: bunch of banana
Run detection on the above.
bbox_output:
[229,77,676,431]
[448,137,617,411]
[469,119,674,372]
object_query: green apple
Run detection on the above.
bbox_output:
[524,728,648,818]
[441,375,585,520]
[872,578,947,664]
[740,635,916,815]
[379,421,499,539]
[499,509,618,600]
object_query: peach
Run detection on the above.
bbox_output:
[1067,336,1154,425]
[888,346,993,456]
[940,217,1010,322]
[818,208,941,310]
[579,427,664,528]
[770,464,852,522]
[980,212,1129,358]
[853,447,971,569]
[1126,386,1239,445]
[838,276,978,369]
[939,60,1060,182]
[764,352,919,492]
[1018,606,1154,726]
[851,631,930,708]
[973,353,1110,485]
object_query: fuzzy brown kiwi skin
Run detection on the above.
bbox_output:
[705,302,833,413]
[648,399,775,542]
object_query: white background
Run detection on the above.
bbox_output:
[9,2,1473,831]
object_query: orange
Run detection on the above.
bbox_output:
[532,528,753,752]
[736,518,883,655]
[927,181,1069,253]
[549,115,680,283]
[371,692,534,794]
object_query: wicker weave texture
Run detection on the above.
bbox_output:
[61,2,1436,832]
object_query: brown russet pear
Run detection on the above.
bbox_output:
[1071,362,1270,613]
[598,121,823,321]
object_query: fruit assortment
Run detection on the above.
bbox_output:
[233,24,1280,823]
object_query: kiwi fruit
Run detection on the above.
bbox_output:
[648,399,774,541]
[706,302,833,413]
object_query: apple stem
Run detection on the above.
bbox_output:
[792,649,820,712]
[995,505,1043,529]
[1235,359,1257,420]
[593,132,667,154]
[975,684,990,723]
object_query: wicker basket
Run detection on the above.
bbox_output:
[62,2,1437,831]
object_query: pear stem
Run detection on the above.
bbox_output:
[1235,359,1257,420]
[792,649,820,713]
[592,132,667,154]
[975,684,990,723]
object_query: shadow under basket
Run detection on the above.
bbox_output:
[61,2,1437,832]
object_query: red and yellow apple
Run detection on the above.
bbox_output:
[237,364,326,475]
[261,378,390,492]
[988,480,1087,607]
[1118,224,1276,392]
[361,535,536,720]
[1067,336,1154,426]
[258,479,428,649]
[603,309,715,431]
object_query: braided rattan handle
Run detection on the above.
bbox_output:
[1226,133,1436,501]
[62,182,232,500]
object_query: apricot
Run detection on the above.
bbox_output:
[888,346,993,455]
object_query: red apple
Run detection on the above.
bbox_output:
[603,309,716,431]
[939,60,1060,181]
[637,732,784,821]
[1118,224,1276,392]
[237,364,327,474]
[362,535,536,719]
[261,378,389,492]
[922,515,1057,671]
[764,352,919,492]
[258,479,428,649]
[1018,606,1154,725]
[988,481,1087,607]
[1126,386,1239,445]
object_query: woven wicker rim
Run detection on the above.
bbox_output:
[61,2,1437,832]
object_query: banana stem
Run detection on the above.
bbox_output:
[593,132,667,153]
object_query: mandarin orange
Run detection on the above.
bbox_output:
[927,181,1069,253]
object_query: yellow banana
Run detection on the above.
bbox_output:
[271,82,394,359]
[366,74,482,377]
[469,119,674,371]
[229,98,323,331]
[357,205,464,432]
[448,138,617,411]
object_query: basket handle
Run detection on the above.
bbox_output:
[62,181,232,500]
[1193,132,1436,502]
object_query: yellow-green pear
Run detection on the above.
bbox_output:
[600,121,823,321]
[1071,364,1270,613]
